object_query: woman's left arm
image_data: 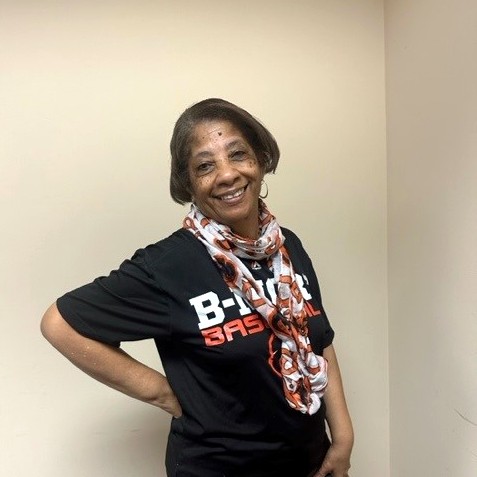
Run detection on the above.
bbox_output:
[314,344,354,477]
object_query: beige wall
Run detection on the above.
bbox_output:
[386,1,477,476]
[1,1,388,476]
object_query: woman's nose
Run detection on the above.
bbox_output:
[215,158,239,183]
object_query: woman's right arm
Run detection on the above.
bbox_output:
[41,303,182,417]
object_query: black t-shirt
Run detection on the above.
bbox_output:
[57,227,334,477]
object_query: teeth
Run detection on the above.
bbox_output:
[221,187,244,200]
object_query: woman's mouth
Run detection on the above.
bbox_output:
[217,186,247,201]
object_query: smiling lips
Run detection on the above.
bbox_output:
[216,185,247,202]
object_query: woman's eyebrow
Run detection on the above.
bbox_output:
[191,150,213,160]
[225,139,248,149]
[191,138,249,161]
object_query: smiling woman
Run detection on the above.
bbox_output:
[169,98,280,206]
[41,98,353,477]
[187,120,264,239]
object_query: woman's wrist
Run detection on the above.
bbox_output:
[149,376,182,417]
[329,427,354,450]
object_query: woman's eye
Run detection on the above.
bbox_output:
[231,150,246,160]
[196,162,213,174]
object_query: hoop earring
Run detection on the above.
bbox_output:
[259,180,269,199]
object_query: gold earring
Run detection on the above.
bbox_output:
[259,180,268,199]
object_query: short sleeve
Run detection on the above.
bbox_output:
[302,256,335,350]
[56,248,170,347]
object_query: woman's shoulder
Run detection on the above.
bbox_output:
[281,226,314,266]
[136,228,208,271]
[281,226,304,248]
[148,228,198,251]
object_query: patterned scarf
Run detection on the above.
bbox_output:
[183,200,328,415]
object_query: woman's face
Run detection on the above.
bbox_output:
[188,120,264,239]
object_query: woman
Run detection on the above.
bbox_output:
[41,98,353,477]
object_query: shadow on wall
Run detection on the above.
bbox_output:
[47,405,170,476]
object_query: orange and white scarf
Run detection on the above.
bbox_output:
[183,200,328,415]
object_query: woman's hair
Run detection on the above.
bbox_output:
[169,98,280,204]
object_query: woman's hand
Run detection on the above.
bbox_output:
[314,344,354,477]
[313,441,352,477]
[157,380,182,418]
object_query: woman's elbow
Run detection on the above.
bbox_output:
[40,303,68,347]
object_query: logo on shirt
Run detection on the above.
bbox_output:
[188,273,321,347]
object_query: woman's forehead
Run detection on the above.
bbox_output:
[189,120,250,152]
